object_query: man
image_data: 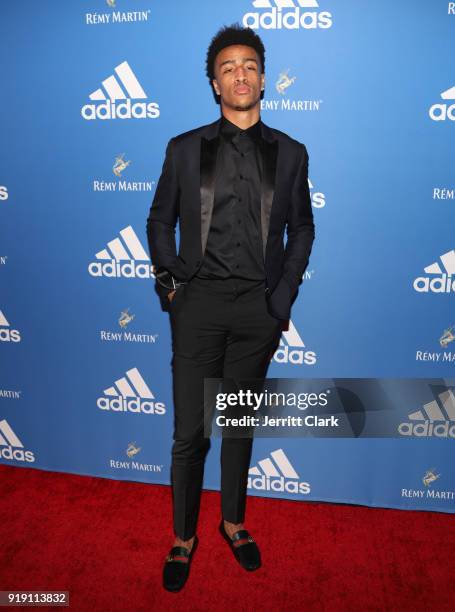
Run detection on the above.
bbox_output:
[146,24,315,592]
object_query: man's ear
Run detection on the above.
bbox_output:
[212,78,220,96]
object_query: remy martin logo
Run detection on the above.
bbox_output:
[440,325,455,348]
[423,468,440,487]
[85,3,151,25]
[100,308,157,344]
[118,308,135,328]
[126,442,141,458]
[402,468,454,502]
[113,153,131,177]
[109,442,163,472]
[415,323,455,364]
[262,69,322,112]
[276,69,296,95]
[93,154,153,192]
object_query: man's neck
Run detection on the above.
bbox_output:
[220,106,261,130]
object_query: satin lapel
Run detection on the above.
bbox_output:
[200,136,219,255]
[259,138,279,260]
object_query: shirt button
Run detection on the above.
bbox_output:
[236,242,240,247]
[238,197,242,202]
[239,175,244,180]
[241,153,245,157]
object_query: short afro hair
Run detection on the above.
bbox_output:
[206,23,266,83]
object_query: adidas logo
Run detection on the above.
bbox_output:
[81,60,160,121]
[429,85,455,121]
[88,225,154,279]
[0,310,21,343]
[97,367,166,415]
[398,389,455,438]
[272,320,316,365]
[248,448,310,494]
[413,249,455,293]
[308,178,326,208]
[242,0,333,30]
[0,419,35,462]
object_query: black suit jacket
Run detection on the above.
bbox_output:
[146,117,315,320]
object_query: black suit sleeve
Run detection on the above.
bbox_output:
[146,138,184,310]
[282,144,315,295]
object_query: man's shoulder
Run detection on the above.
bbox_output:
[263,123,307,153]
[169,119,220,146]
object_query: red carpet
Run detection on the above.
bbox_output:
[0,464,454,611]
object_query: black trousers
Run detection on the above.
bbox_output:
[169,276,282,540]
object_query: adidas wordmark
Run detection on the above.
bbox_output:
[413,250,455,293]
[429,86,455,121]
[0,310,21,343]
[97,367,166,415]
[81,61,160,121]
[248,448,310,494]
[242,0,333,30]
[398,389,455,438]
[0,420,35,462]
[273,320,316,364]
[88,226,154,279]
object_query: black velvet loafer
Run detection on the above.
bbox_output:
[163,535,199,592]
[219,521,261,571]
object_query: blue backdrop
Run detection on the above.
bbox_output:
[1,0,454,514]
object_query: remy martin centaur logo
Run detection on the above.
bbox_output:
[401,468,455,502]
[85,1,151,25]
[262,69,322,113]
[440,325,455,349]
[99,308,158,344]
[92,154,154,192]
[415,323,455,364]
[109,441,163,473]
[88,226,154,278]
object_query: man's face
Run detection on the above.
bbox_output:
[212,44,265,112]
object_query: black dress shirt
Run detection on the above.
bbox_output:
[196,116,265,280]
